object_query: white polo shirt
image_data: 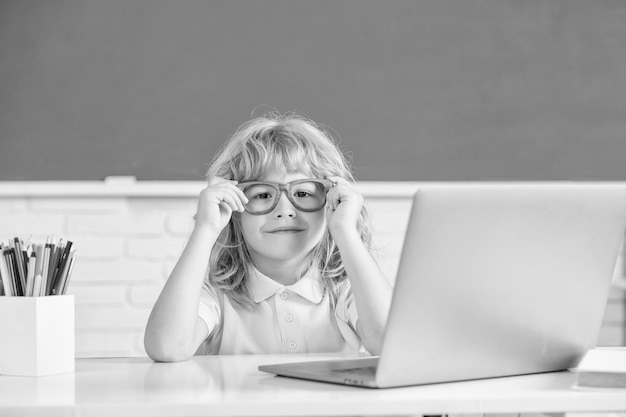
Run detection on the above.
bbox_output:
[196,267,363,355]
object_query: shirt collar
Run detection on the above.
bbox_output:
[249,267,324,304]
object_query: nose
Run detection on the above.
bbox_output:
[273,191,297,218]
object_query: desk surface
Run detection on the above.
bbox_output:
[1,354,625,417]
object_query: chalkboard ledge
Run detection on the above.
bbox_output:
[0,177,423,198]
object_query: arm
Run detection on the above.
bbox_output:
[326,178,393,355]
[144,178,248,362]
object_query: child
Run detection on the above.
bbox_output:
[144,112,392,361]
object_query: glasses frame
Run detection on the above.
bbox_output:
[237,178,335,215]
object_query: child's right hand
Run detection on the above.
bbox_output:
[195,177,248,234]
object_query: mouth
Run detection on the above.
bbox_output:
[266,226,306,234]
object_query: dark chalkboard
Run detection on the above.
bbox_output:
[1,0,625,181]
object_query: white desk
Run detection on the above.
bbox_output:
[1,354,625,417]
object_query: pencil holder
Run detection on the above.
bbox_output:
[0,295,74,376]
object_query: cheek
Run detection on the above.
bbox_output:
[307,212,328,238]
[239,215,262,241]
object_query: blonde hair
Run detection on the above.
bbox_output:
[205,112,372,308]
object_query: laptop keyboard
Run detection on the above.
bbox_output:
[331,365,378,377]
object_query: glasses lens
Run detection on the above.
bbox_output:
[239,180,330,214]
[290,181,327,211]
[241,183,278,214]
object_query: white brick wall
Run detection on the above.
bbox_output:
[0,181,624,357]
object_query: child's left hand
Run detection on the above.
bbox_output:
[325,177,364,236]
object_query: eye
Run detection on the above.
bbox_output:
[243,184,276,201]
[292,182,320,199]
[294,190,313,199]
[252,192,273,200]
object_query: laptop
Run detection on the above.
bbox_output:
[259,182,626,388]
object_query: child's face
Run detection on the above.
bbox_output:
[239,169,327,271]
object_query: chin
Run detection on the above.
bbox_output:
[257,240,317,262]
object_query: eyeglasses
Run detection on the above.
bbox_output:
[237,179,335,215]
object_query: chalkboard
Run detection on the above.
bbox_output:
[1,0,625,181]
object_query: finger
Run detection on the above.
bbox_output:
[326,188,341,212]
[326,176,349,186]
[218,201,233,219]
[324,176,343,207]
[208,180,249,207]
[218,184,248,211]
[217,179,249,205]
[326,177,352,199]
[219,193,245,213]
[201,187,242,214]
[232,184,249,205]
[327,179,363,215]
[222,188,248,212]
[326,182,345,207]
